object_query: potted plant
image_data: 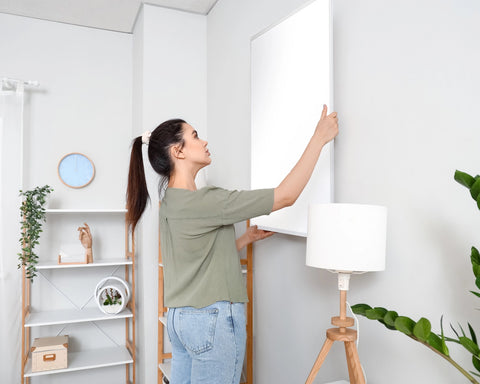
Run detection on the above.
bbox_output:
[100,288,123,314]
[352,170,480,383]
[95,276,131,315]
[17,185,53,281]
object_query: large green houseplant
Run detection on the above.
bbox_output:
[17,185,53,281]
[352,170,480,383]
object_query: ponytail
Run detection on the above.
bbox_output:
[126,136,149,231]
[126,118,186,231]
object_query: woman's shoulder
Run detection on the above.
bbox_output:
[161,185,228,209]
[159,185,230,220]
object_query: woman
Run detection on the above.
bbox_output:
[126,105,338,384]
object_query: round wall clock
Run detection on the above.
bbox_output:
[58,153,95,188]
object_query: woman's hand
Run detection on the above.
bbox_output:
[236,225,274,251]
[246,225,274,243]
[272,105,339,212]
[315,104,339,145]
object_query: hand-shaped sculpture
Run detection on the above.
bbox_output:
[78,222,93,263]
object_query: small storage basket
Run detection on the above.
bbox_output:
[31,335,68,372]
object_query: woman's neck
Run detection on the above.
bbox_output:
[168,170,197,191]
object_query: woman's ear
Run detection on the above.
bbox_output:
[170,145,185,160]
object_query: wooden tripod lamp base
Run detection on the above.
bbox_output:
[305,289,365,384]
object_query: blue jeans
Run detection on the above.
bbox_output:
[167,301,246,384]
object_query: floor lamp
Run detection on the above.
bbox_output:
[305,204,387,384]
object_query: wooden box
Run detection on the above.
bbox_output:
[31,335,68,372]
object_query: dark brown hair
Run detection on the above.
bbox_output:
[126,118,186,230]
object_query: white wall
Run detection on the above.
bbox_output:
[133,5,207,383]
[208,0,480,382]
[0,14,132,208]
[0,12,132,384]
[3,0,480,382]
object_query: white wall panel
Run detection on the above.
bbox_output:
[251,0,333,236]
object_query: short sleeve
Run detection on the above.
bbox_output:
[219,188,274,225]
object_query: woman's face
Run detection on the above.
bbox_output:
[179,123,211,169]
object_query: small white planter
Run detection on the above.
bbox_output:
[95,276,131,315]
[101,303,123,314]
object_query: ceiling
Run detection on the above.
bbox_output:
[0,0,219,33]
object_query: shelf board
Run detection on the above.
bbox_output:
[24,346,133,377]
[37,258,132,270]
[25,307,133,327]
[159,316,167,326]
[46,209,127,213]
[159,362,171,380]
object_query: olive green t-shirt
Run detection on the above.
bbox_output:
[159,186,274,309]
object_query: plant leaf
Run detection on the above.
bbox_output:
[444,336,460,344]
[413,318,432,342]
[366,307,388,320]
[471,371,480,378]
[475,276,480,291]
[351,304,372,316]
[441,316,451,355]
[451,323,461,339]
[472,248,480,279]
[384,311,399,327]
[473,264,480,279]
[469,323,478,346]
[472,247,480,266]
[473,355,480,373]
[378,319,397,330]
[395,316,416,336]
[470,178,480,201]
[471,292,480,300]
[427,333,448,356]
[459,323,467,338]
[459,336,480,356]
[455,170,476,188]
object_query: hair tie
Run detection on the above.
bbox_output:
[141,131,151,145]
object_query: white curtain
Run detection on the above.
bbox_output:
[0,83,24,382]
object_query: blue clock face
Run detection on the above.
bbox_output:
[58,153,95,188]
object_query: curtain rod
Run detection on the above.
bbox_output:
[1,77,39,87]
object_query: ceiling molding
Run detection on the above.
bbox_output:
[0,0,218,33]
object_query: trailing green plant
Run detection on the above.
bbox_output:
[17,185,53,281]
[351,170,480,383]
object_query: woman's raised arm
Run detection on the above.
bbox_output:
[272,105,338,212]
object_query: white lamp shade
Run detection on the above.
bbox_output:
[306,204,387,272]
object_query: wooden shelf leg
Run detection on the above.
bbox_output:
[305,337,334,384]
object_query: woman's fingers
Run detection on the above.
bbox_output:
[254,229,274,241]
[320,104,328,120]
[248,225,275,242]
[261,231,275,239]
[316,107,338,139]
